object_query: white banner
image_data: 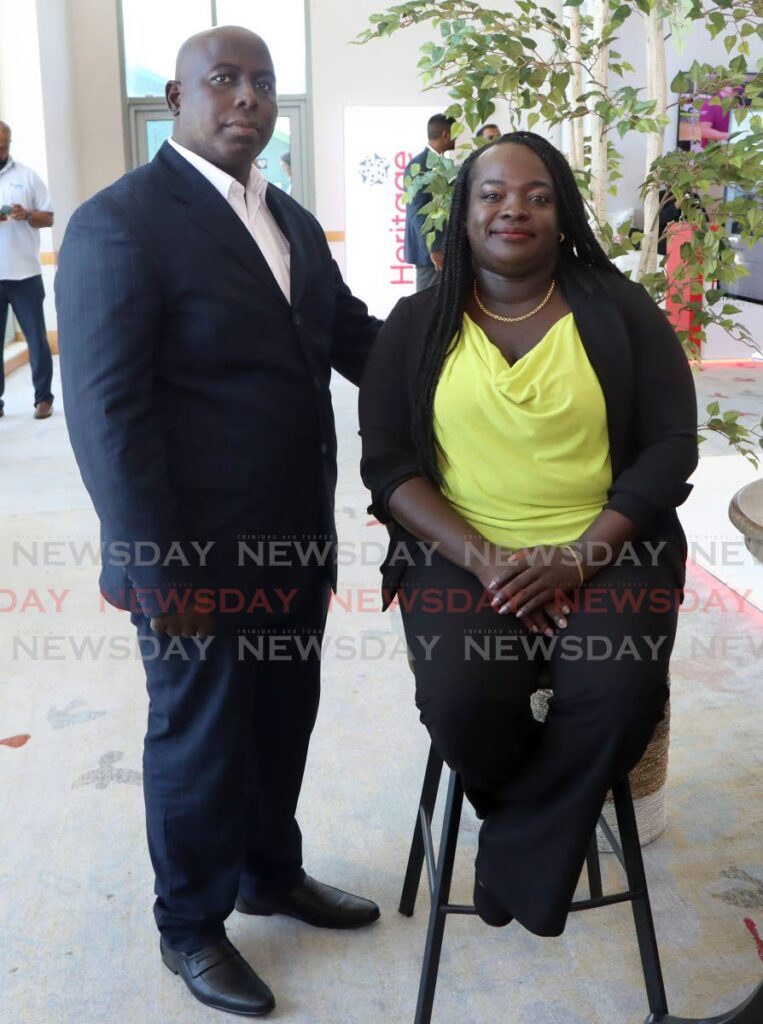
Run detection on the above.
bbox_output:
[344,105,442,318]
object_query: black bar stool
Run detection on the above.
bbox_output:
[400,743,763,1024]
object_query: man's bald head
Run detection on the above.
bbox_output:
[166,27,278,185]
[174,26,269,79]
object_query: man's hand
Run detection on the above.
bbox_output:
[430,250,444,271]
[9,204,27,221]
[150,609,215,637]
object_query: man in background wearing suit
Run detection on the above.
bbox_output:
[403,113,455,292]
[57,27,381,1018]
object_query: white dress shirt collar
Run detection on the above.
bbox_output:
[168,137,269,203]
[167,137,291,303]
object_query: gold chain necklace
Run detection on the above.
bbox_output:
[473,278,556,324]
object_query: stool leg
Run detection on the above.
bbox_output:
[415,771,463,1024]
[644,978,763,1024]
[400,746,445,916]
[586,828,603,899]
[612,777,669,1019]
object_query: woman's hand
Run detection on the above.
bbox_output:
[475,545,582,636]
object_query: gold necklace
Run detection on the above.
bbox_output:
[473,278,556,324]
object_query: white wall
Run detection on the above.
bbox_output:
[65,0,126,208]
[36,0,80,253]
[309,0,454,270]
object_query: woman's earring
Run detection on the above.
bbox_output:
[558,232,566,243]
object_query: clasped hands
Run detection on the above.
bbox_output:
[475,544,585,637]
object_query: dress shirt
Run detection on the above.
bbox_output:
[0,158,54,281]
[168,137,291,301]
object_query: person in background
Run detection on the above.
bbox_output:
[0,121,55,420]
[699,84,741,148]
[404,113,456,292]
[476,123,502,142]
[280,149,292,194]
[57,27,381,1019]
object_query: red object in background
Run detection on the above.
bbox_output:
[665,221,704,354]
[0,734,30,748]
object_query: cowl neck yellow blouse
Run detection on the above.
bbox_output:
[433,311,612,550]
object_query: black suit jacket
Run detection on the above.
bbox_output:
[56,142,382,617]
[403,148,444,266]
[359,261,698,602]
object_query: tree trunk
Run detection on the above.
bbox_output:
[568,8,585,172]
[638,4,667,280]
[589,0,610,236]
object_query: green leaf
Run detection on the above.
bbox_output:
[671,72,691,93]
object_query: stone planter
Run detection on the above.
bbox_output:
[729,479,763,564]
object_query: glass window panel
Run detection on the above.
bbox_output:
[253,116,292,192]
[122,0,212,97]
[215,0,306,95]
[146,117,174,161]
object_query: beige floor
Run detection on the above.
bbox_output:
[1,358,762,1024]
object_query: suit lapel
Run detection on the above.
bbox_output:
[155,143,289,309]
[265,185,305,310]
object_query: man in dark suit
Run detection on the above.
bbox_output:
[56,27,382,1018]
[403,114,455,292]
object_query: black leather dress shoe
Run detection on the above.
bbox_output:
[236,875,380,929]
[473,876,513,928]
[160,936,275,1017]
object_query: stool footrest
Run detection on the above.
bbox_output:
[570,889,645,911]
[435,888,646,919]
[440,903,477,916]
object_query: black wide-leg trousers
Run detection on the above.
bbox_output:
[132,579,329,953]
[398,542,680,937]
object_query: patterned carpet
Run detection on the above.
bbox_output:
[1,360,761,1023]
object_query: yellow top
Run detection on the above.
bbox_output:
[433,312,612,550]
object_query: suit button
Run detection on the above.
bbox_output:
[321,442,328,454]
[313,375,321,390]
[293,312,302,327]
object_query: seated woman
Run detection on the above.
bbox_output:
[359,132,697,936]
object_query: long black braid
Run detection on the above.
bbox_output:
[412,130,621,487]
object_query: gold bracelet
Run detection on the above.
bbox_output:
[561,544,585,586]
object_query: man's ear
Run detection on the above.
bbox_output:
[166,80,181,116]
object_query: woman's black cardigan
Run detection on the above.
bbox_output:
[358,260,699,602]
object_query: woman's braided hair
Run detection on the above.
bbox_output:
[412,130,620,486]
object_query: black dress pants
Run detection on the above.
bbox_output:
[398,542,680,937]
[132,578,330,953]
